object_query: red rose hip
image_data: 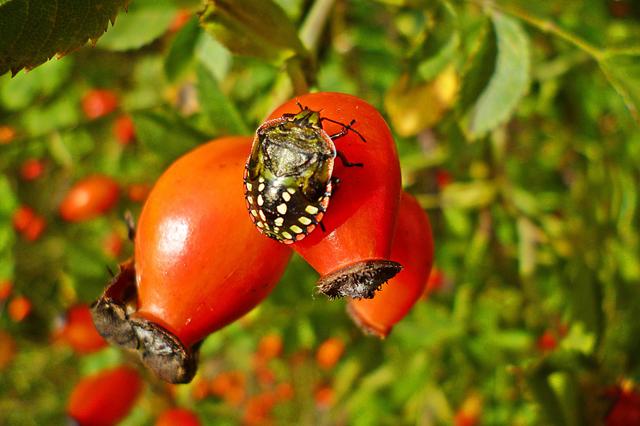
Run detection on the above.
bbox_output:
[92,136,291,383]
[262,92,402,299]
[59,175,120,222]
[348,192,434,337]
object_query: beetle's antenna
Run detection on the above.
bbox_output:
[321,117,366,143]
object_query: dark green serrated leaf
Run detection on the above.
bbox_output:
[464,12,530,137]
[457,20,497,113]
[97,0,177,51]
[0,0,128,76]
[598,50,640,124]
[196,63,249,135]
[200,0,308,64]
[164,16,201,81]
[131,109,209,160]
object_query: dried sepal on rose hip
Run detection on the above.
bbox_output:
[245,92,402,299]
[347,192,434,338]
[92,137,292,384]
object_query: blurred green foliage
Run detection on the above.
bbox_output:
[1,0,639,425]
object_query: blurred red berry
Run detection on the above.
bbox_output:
[23,215,46,241]
[20,158,45,181]
[436,169,453,189]
[8,296,31,322]
[82,89,118,120]
[316,337,345,370]
[191,378,210,400]
[169,9,192,32]
[537,330,558,352]
[0,126,16,144]
[243,393,277,426]
[59,175,120,222]
[275,382,294,401]
[126,183,151,203]
[211,371,246,406]
[257,333,283,361]
[113,115,136,145]
[12,206,36,233]
[606,386,640,426]
[0,281,13,301]
[103,231,124,259]
[314,385,334,408]
[423,266,445,298]
[156,408,202,426]
[454,394,482,426]
[67,366,143,425]
[56,304,107,354]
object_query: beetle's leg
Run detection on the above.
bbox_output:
[323,118,366,143]
[336,151,363,168]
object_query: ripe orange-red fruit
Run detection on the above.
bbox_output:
[257,333,283,360]
[56,304,107,354]
[23,215,46,241]
[82,89,118,120]
[8,296,31,322]
[126,183,152,203]
[243,393,277,426]
[113,115,136,145]
[12,205,36,233]
[314,385,334,408]
[606,385,640,426]
[156,408,202,426]
[67,366,143,425]
[0,126,16,144]
[59,175,120,222]
[20,158,45,181]
[316,337,345,370]
[0,280,13,300]
[348,192,434,337]
[92,137,291,383]
[537,330,558,352]
[103,231,124,259]
[210,371,246,406]
[264,92,402,299]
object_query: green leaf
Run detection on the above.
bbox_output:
[465,12,531,137]
[416,1,460,81]
[195,34,232,82]
[598,50,640,123]
[0,0,128,76]
[164,16,201,81]
[200,0,308,64]
[196,63,249,135]
[131,108,208,160]
[97,0,177,51]
[0,56,73,111]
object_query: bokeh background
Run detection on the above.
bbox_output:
[1,0,639,424]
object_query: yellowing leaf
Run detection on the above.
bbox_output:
[385,66,459,137]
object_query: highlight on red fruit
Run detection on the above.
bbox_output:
[59,175,120,222]
[315,337,345,370]
[263,92,402,300]
[55,304,107,354]
[91,136,292,383]
[348,192,434,338]
[155,408,202,426]
[113,115,136,145]
[67,365,143,426]
[20,158,45,181]
[8,296,31,322]
[82,89,118,120]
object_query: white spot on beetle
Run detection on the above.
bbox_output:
[274,217,284,226]
[287,188,295,194]
[305,205,319,215]
[290,225,303,234]
[259,210,267,221]
[298,216,312,225]
[258,183,265,192]
[246,182,252,191]
[281,231,293,239]
[251,210,258,217]
[282,192,291,202]
[277,203,287,214]
[257,195,264,206]
[247,195,254,204]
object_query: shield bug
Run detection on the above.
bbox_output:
[244,104,364,244]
